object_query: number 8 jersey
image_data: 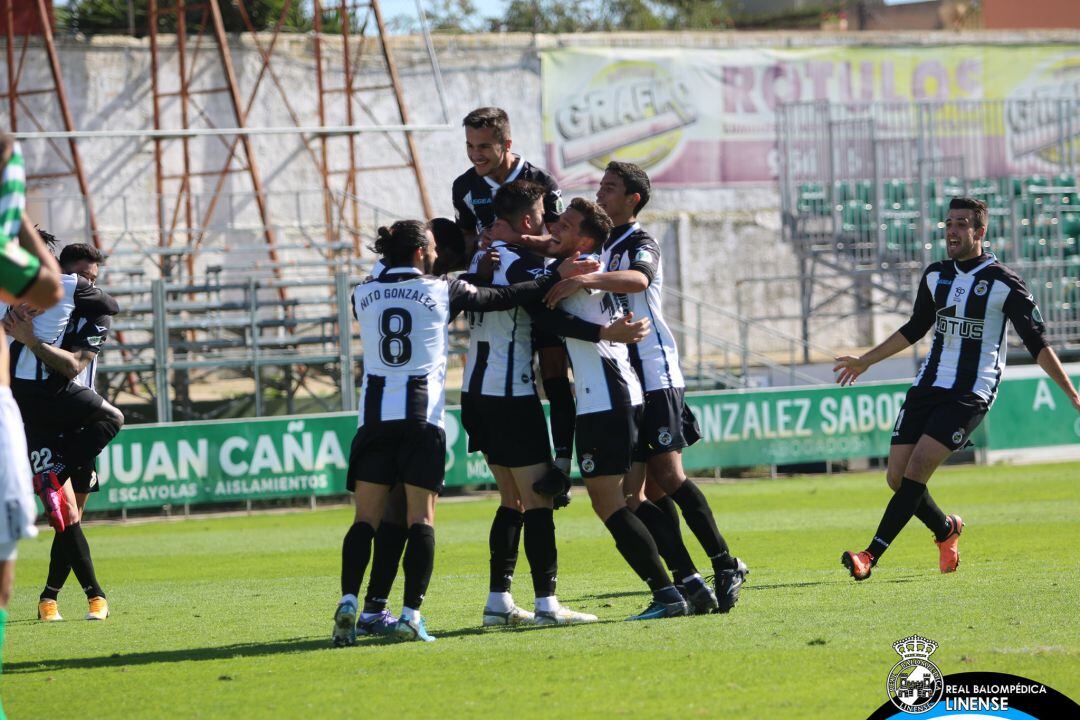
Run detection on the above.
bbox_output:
[352,266,557,430]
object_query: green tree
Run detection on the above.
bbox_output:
[65,0,310,37]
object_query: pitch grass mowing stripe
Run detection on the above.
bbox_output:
[3,462,1078,719]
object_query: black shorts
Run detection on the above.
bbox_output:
[633,388,701,461]
[347,421,446,493]
[12,379,105,453]
[68,464,100,495]
[891,388,988,451]
[574,405,642,479]
[12,379,105,432]
[460,392,551,468]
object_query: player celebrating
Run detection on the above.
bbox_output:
[332,220,596,646]
[545,162,749,613]
[453,107,578,504]
[0,135,62,702]
[5,243,115,621]
[835,197,1080,580]
[463,180,649,626]
[543,198,689,620]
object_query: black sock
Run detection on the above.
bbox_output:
[340,521,376,598]
[59,523,104,598]
[634,500,697,580]
[363,521,408,613]
[523,508,558,599]
[402,523,435,610]
[603,507,672,593]
[914,490,951,542]
[40,533,70,601]
[543,378,576,463]
[488,506,523,593]
[867,477,927,560]
[654,496,683,539]
[671,480,732,567]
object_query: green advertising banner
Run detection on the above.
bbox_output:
[982,367,1080,451]
[84,367,1080,512]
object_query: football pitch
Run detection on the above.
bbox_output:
[3,461,1078,719]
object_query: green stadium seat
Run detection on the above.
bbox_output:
[833,181,853,205]
[841,200,872,233]
[797,182,828,216]
[884,179,906,209]
[853,180,873,206]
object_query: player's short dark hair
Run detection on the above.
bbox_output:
[372,220,428,267]
[605,161,651,214]
[568,197,613,249]
[492,180,545,226]
[949,197,988,229]
[463,107,511,144]
[427,217,464,257]
[58,242,104,268]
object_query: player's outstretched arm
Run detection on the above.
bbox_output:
[833,330,913,387]
[543,269,647,308]
[1035,346,1080,413]
[448,252,599,317]
[527,302,650,344]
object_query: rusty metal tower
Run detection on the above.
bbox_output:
[1,0,99,245]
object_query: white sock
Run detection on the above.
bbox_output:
[401,606,420,622]
[486,591,514,613]
[340,593,358,607]
[554,457,571,474]
[534,595,559,613]
[681,573,704,586]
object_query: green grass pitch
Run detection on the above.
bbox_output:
[3,461,1078,718]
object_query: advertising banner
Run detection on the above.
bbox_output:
[540,45,1080,186]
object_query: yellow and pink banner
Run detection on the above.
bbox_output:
[541,45,1080,186]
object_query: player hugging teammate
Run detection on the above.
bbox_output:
[333,108,747,644]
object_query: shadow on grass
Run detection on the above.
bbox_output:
[6,637,332,674]
[746,576,920,592]
[8,619,628,674]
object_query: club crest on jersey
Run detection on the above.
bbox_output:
[580,454,595,473]
[886,635,944,714]
[951,429,965,445]
[657,427,672,446]
[973,280,989,296]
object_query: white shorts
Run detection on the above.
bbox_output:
[0,387,39,549]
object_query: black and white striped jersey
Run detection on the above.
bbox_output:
[451,157,562,236]
[899,253,1048,404]
[463,243,611,398]
[602,222,684,392]
[463,242,547,398]
[2,273,118,382]
[63,313,111,391]
[352,267,558,428]
[556,255,644,416]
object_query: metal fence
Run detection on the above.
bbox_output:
[778,98,1080,350]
